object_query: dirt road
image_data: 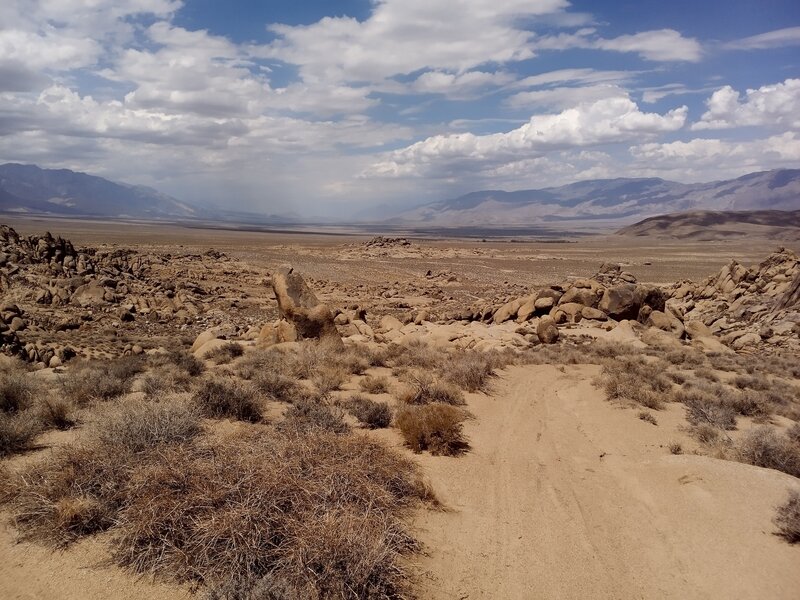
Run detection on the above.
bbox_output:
[412,364,800,599]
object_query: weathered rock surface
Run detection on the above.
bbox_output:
[271,266,342,347]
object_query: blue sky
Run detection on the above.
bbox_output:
[0,0,798,216]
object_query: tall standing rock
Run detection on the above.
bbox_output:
[271,266,343,348]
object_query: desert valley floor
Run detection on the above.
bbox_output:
[1,217,799,600]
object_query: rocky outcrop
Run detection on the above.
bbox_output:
[271,266,342,347]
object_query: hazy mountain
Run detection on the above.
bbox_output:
[0,163,199,219]
[616,209,800,241]
[390,169,800,227]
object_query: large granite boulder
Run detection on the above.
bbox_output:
[271,266,342,347]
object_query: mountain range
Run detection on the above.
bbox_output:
[1,163,799,229]
[0,163,200,219]
[391,169,800,227]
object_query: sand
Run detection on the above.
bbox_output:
[411,365,800,599]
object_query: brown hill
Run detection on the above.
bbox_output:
[616,209,800,241]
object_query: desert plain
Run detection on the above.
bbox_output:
[0,216,799,600]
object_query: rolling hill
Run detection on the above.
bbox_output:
[616,209,800,241]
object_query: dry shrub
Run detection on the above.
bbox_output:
[694,368,720,383]
[254,371,306,404]
[601,361,665,410]
[346,395,393,429]
[638,411,658,425]
[775,491,800,544]
[4,425,432,597]
[206,342,245,365]
[0,412,41,456]
[733,374,770,391]
[384,340,448,371]
[141,366,193,397]
[395,404,468,456]
[337,345,372,375]
[60,357,145,405]
[150,349,205,377]
[729,390,772,420]
[690,423,721,445]
[668,442,683,455]
[92,400,202,454]
[735,427,800,478]
[665,349,706,367]
[233,347,288,380]
[788,422,800,444]
[681,390,737,431]
[359,375,390,394]
[281,399,350,434]
[666,371,688,385]
[193,379,263,423]
[1,372,37,414]
[443,352,499,392]
[37,398,76,430]
[397,372,464,406]
[312,366,349,394]
[3,442,131,545]
[117,430,429,597]
[287,342,328,379]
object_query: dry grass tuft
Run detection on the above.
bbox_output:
[91,399,202,454]
[734,427,800,478]
[397,372,464,406]
[150,349,205,377]
[638,411,658,425]
[775,491,800,544]
[359,375,391,394]
[690,423,722,445]
[0,412,41,456]
[1,372,38,414]
[788,422,800,444]
[395,404,469,456]
[37,398,77,430]
[60,356,145,405]
[206,342,245,365]
[443,351,500,393]
[346,394,393,429]
[2,424,432,597]
[668,442,683,455]
[600,359,668,410]
[312,366,349,394]
[193,379,263,423]
[281,399,350,434]
[680,389,738,431]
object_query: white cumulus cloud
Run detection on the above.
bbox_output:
[692,79,800,130]
[365,95,687,178]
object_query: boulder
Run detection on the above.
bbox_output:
[645,310,685,338]
[493,297,526,324]
[598,284,639,320]
[71,282,107,307]
[271,266,342,348]
[193,338,234,359]
[731,332,761,350]
[559,286,601,308]
[684,320,713,340]
[581,306,607,321]
[537,317,559,344]
[378,315,404,332]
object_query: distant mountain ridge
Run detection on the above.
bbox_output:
[0,163,198,219]
[616,209,800,241]
[393,169,800,227]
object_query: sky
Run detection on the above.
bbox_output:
[0,0,799,217]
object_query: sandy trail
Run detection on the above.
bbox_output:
[412,364,800,600]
